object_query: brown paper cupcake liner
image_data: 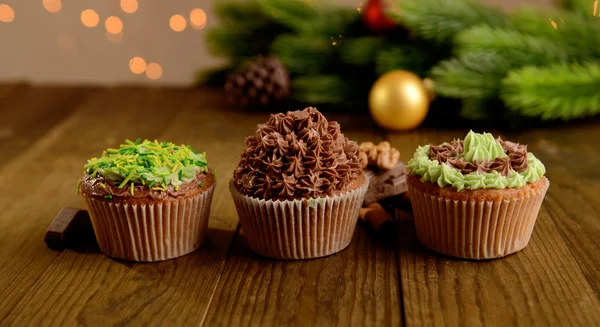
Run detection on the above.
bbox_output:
[83,184,215,262]
[229,178,369,260]
[408,176,549,260]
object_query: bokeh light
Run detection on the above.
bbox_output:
[189,9,207,29]
[43,0,61,13]
[120,0,138,14]
[169,15,186,32]
[58,33,76,51]
[146,63,163,80]
[105,16,123,34]
[81,9,99,28]
[0,4,15,23]
[129,56,146,74]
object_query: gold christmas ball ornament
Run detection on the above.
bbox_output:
[368,70,430,131]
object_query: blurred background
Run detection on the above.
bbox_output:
[2,0,598,132]
[0,0,552,85]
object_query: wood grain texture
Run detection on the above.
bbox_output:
[388,130,600,327]
[519,125,600,297]
[1,89,251,326]
[0,85,96,170]
[0,87,598,327]
[205,223,402,327]
[0,88,182,322]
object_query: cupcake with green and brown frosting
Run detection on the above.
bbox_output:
[79,139,215,262]
[230,107,368,259]
[406,131,549,259]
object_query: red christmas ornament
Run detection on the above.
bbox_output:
[362,0,397,33]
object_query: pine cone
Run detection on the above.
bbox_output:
[224,57,290,109]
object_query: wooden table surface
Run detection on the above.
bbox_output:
[0,85,599,327]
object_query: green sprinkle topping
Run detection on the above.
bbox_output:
[84,139,208,192]
[199,181,204,188]
[130,183,134,195]
[104,195,113,199]
[187,145,199,154]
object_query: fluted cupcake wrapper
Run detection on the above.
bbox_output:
[229,179,369,260]
[83,184,215,262]
[408,178,549,260]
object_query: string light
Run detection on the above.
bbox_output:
[81,9,99,28]
[169,15,186,32]
[105,16,123,34]
[120,0,138,14]
[189,8,207,29]
[146,63,163,80]
[42,0,62,13]
[0,4,15,23]
[594,0,598,16]
[129,57,146,74]
[58,33,76,51]
[43,0,61,13]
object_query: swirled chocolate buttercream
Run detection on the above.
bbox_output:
[428,135,528,176]
[234,107,364,200]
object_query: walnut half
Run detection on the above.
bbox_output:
[358,141,400,171]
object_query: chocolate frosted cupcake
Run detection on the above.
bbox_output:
[79,139,215,262]
[407,131,549,259]
[230,107,368,259]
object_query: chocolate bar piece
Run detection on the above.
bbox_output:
[45,208,93,250]
[364,162,408,205]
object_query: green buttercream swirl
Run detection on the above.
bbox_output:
[407,136,545,191]
[83,139,208,191]
[461,130,507,162]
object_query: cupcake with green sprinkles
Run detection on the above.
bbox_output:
[79,138,216,262]
[406,131,549,260]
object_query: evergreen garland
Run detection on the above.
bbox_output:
[199,0,600,121]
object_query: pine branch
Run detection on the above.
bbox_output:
[502,62,600,119]
[385,0,507,43]
[213,1,271,30]
[375,46,427,76]
[206,26,283,61]
[558,0,597,15]
[256,0,318,31]
[511,7,600,59]
[292,76,347,104]
[271,35,335,74]
[341,37,387,65]
[456,26,570,65]
[206,1,289,61]
[431,52,512,99]
[298,7,360,36]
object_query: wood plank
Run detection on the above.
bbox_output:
[516,125,600,296]
[1,89,260,326]
[0,85,98,170]
[388,129,600,327]
[205,223,401,327]
[0,87,186,322]
[0,83,23,99]
[204,113,402,327]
